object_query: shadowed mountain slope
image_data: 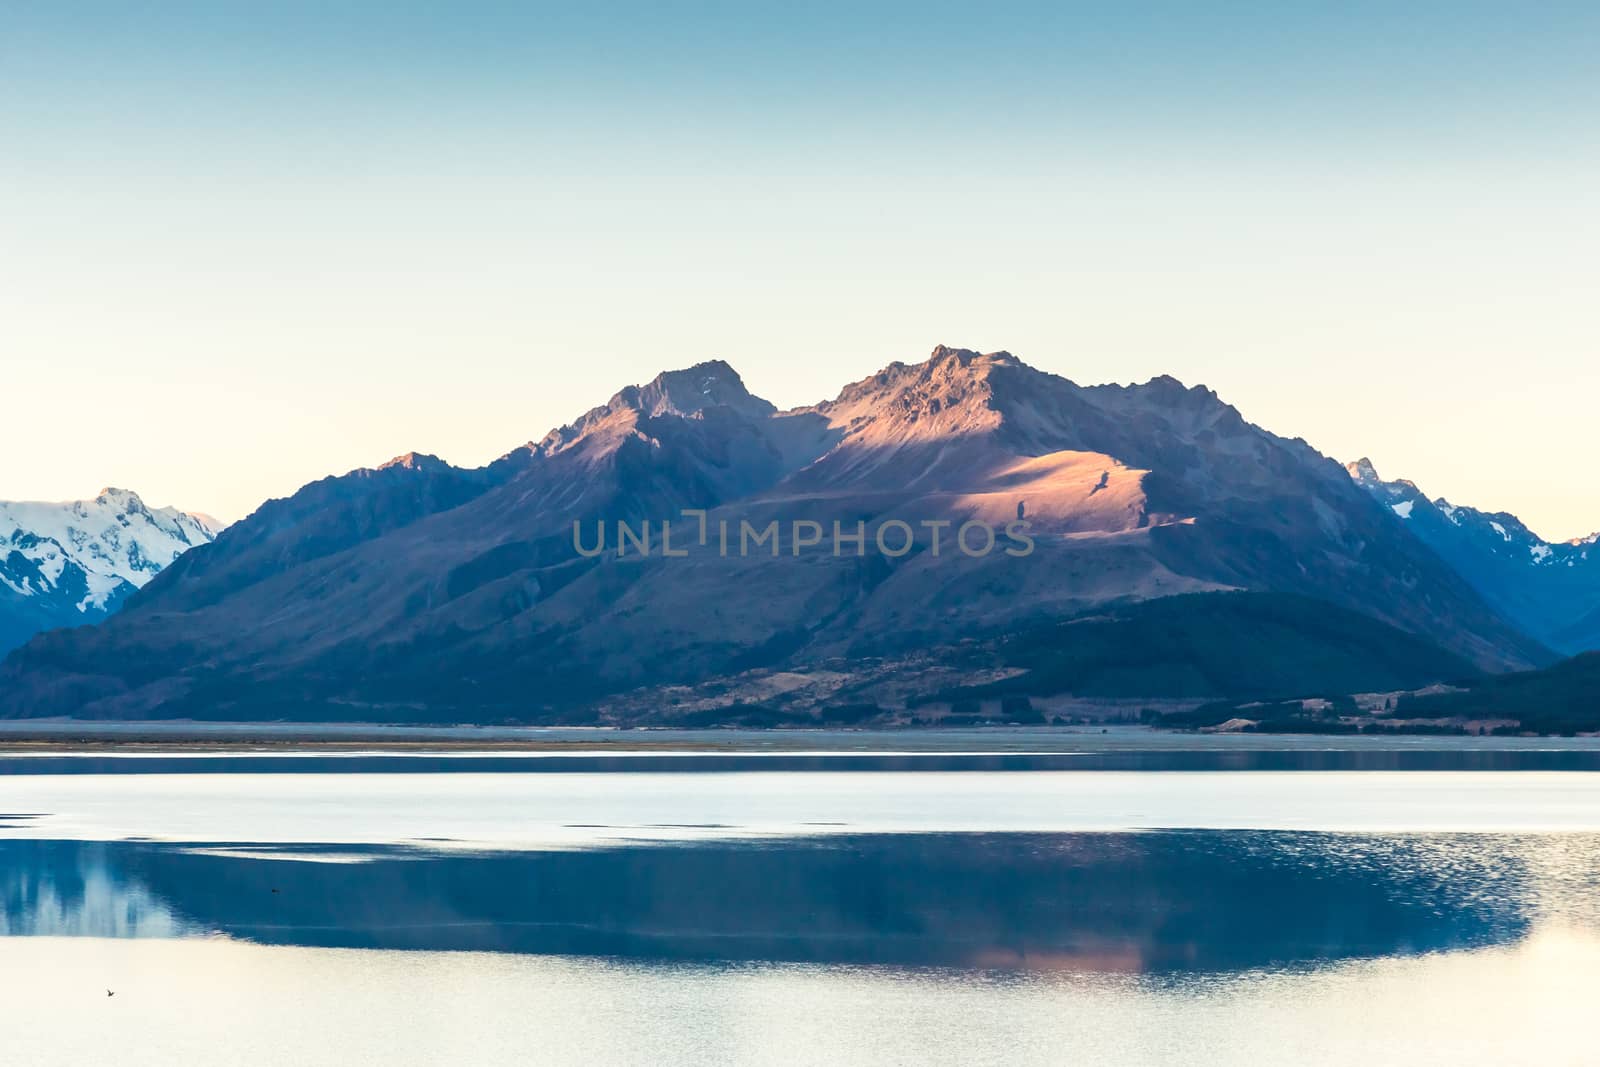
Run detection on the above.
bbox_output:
[1347,458,1600,655]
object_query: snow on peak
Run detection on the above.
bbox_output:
[0,490,222,612]
[181,511,227,538]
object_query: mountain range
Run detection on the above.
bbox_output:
[0,347,1585,724]
[1347,458,1600,654]
[0,490,222,656]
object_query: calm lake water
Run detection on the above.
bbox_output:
[4,749,1600,1065]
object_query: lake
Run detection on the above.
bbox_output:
[3,738,1599,1064]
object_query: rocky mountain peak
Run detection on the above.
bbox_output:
[828,346,1018,406]
[379,452,453,474]
[537,360,778,458]
[926,345,1019,369]
[1347,458,1382,485]
[815,347,1019,444]
[621,359,774,420]
[1131,374,1228,412]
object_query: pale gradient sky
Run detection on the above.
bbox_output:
[3,2,1597,538]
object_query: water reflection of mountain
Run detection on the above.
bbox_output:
[0,840,200,938]
[3,832,1586,972]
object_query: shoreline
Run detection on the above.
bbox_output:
[4,720,1600,756]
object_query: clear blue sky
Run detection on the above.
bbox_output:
[3,2,1597,537]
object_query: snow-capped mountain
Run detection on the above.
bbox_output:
[1347,458,1600,653]
[0,488,223,653]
